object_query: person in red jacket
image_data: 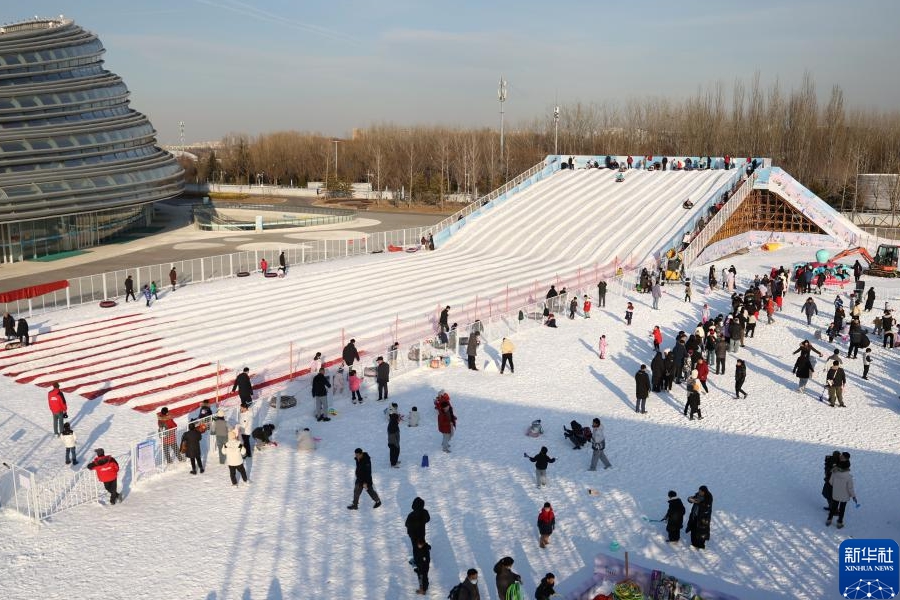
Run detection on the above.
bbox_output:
[652,326,663,352]
[537,502,556,548]
[48,382,68,437]
[437,400,456,453]
[696,358,710,393]
[157,407,180,464]
[88,448,120,505]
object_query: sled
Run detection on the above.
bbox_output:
[587,488,600,496]
[387,244,403,252]
[236,271,251,277]
[4,341,22,350]
[264,272,279,278]
[99,300,117,308]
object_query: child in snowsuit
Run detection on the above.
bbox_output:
[862,348,872,380]
[412,538,431,595]
[583,296,592,318]
[663,490,686,542]
[142,284,152,307]
[598,335,608,359]
[61,422,78,465]
[569,297,577,319]
[537,502,556,548]
[525,446,556,487]
[625,302,634,325]
[349,369,363,404]
[407,406,420,427]
[684,281,692,302]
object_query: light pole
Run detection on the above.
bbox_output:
[498,76,507,168]
[332,139,341,180]
[179,121,185,153]
[554,105,559,156]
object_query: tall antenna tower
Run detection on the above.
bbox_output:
[498,76,507,164]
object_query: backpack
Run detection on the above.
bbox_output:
[448,583,462,600]
[505,580,524,600]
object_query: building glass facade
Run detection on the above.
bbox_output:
[0,18,183,262]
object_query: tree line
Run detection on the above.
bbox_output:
[178,74,900,209]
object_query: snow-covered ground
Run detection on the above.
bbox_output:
[1,243,898,600]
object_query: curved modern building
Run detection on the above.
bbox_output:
[0,17,183,263]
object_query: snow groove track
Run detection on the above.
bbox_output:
[2,169,732,416]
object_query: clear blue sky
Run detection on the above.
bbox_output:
[15,0,900,143]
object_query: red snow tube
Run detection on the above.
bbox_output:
[236,272,251,277]
[99,300,117,308]
[387,244,403,252]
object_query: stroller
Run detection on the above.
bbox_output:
[563,420,591,449]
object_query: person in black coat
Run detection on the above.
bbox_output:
[405,497,431,554]
[342,339,360,367]
[232,367,253,407]
[734,359,747,398]
[822,450,842,508]
[662,351,676,391]
[597,280,607,307]
[663,490,686,542]
[671,340,687,384]
[439,306,450,332]
[634,364,651,414]
[124,274,136,302]
[348,448,381,510]
[535,573,557,600]
[650,352,664,393]
[685,485,713,549]
[525,446,556,487]
[180,422,204,474]
[387,411,401,467]
[864,287,876,312]
[312,367,332,421]
[376,356,390,400]
[15,317,29,346]
[3,312,15,340]
[412,538,431,595]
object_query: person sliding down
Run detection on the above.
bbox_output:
[683,199,694,209]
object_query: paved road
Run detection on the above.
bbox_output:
[0,203,444,292]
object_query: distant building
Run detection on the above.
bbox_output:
[0,17,183,263]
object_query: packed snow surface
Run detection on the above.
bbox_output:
[1,243,898,600]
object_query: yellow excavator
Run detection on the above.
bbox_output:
[832,245,899,278]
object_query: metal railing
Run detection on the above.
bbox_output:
[681,171,759,267]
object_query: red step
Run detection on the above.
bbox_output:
[87,362,211,402]
[34,350,185,388]
[105,368,229,407]
[5,336,164,377]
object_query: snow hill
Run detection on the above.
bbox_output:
[1,244,899,600]
[0,168,734,418]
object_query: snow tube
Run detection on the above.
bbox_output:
[269,395,297,409]
[236,271,251,277]
[762,243,782,251]
[4,341,23,350]
[99,300,117,308]
[264,272,279,278]
[405,247,419,253]
[387,245,403,253]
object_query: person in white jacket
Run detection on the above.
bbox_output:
[297,428,316,452]
[61,422,77,465]
[827,459,857,529]
[309,352,322,375]
[223,431,249,486]
[239,405,253,458]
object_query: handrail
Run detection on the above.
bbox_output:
[681,171,758,267]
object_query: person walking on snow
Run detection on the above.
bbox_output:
[864,287,876,312]
[412,538,431,595]
[387,410,401,468]
[437,400,457,453]
[342,339,360,368]
[312,367,332,422]
[802,297,819,325]
[211,409,229,464]
[157,407,180,463]
[625,302,634,325]
[569,296,578,319]
[150,281,159,300]
[223,431,249,486]
[493,557,522,600]
[684,381,702,420]
[826,361,847,407]
[260,257,268,274]
[652,326,663,351]
[862,348,872,380]
[696,358,710,393]
[466,331,481,370]
[169,266,177,291]
[663,490,686,542]
[87,448,120,504]
[232,367,254,407]
[537,502,556,548]
[349,369,363,403]
[685,485,713,549]
[597,280,607,307]
[701,303,710,324]
[348,448,381,510]
[142,284,152,307]
[238,404,253,457]
[826,458,857,528]
[48,382,67,437]
[124,275,136,302]
[3,311,15,340]
[279,251,286,273]
[61,422,78,465]
[524,446,556,487]
[635,364,650,414]
[309,352,323,374]
[650,351,664,393]
[500,337,515,374]
[405,497,431,555]
[589,418,612,470]
[583,296,592,318]
[651,281,662,310]
[793,353,815,393]
[376,356,390,400]
[598,334,608,359]
[735,359,748,398]
[181,422,204,474]
[439,306,450,331]
[684,280,692,302]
